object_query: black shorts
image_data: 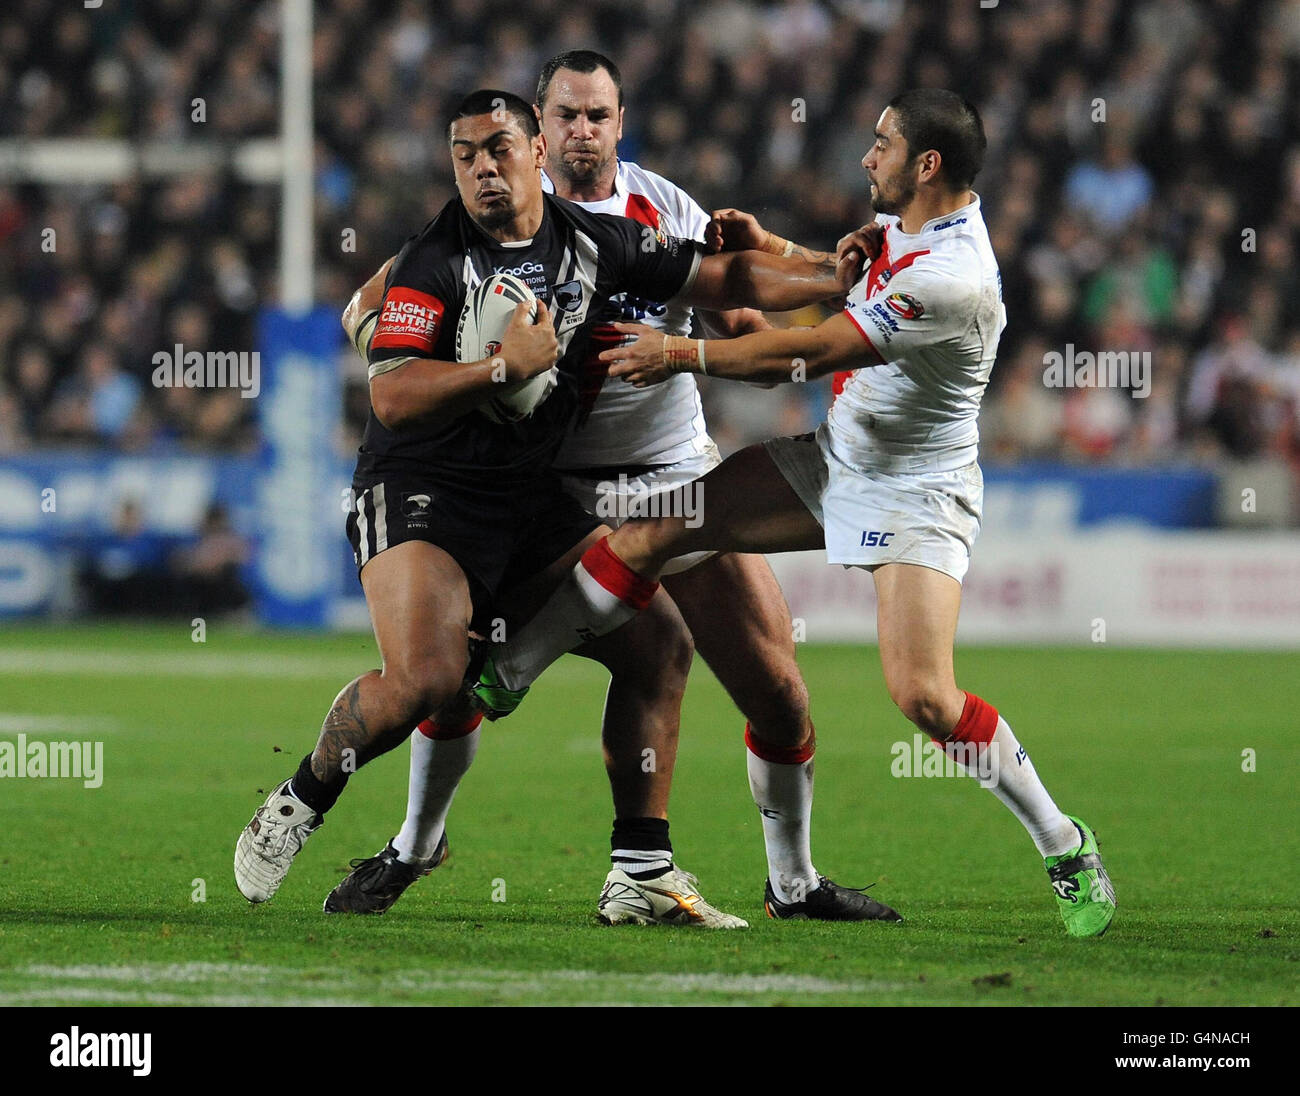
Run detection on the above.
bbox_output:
[346,473,601,616]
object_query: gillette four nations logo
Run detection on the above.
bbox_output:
[883,293,924,320]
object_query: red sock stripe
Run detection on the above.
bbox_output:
[417,712,483,741]
[745,723,815,765]
[944,691,999,747]
[580,537,659,611]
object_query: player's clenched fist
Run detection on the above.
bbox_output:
[500,299,558,380]
[706,208,771,253]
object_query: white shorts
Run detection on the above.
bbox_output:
[558,441,721,576]
[763,426,982,583]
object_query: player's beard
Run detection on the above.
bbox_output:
[552,146,613,187]
[870,172,916,217]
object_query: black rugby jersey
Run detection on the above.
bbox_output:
[354,192,703,493]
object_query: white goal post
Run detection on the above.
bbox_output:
[0,0,315,314]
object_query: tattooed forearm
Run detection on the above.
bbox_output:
[312,678,371,781]
[794,245,836,267]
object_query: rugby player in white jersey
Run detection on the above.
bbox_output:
[327,52,899,925]
[475,89,1117,938]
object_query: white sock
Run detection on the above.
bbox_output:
[496,538,658,691]
[611,848,673,877]
[392,720,480,864]
[746,726,818,903]
[943,699,1077,857]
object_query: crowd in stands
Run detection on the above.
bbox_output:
[1,0,1298,501]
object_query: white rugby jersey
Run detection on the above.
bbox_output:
[831,195,1006,473]
[544,160,712,470]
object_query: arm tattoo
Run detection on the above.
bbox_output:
[791,244,835,267]
[312,679,370,781]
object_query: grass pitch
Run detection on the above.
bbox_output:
[0,624,1294,1006]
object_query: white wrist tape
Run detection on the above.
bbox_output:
[367,355,414,380]
[352,309,379,358]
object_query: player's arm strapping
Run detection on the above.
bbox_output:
[605,312,882,386]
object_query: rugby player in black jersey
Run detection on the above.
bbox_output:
[234,90,853,913]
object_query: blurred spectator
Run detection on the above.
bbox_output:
[980,339,1064,462]
[1186,317,1276,458]
[1062,386,1135,461]
[79,498,175,616]
[1128,341,1188,462]
[1081,228,1177,332]
[1064,132,1155,237]
[46,342,146,445]
[172,503,252,617]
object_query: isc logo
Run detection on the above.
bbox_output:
[860,530,895,547]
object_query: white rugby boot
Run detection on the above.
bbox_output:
[598,866,748,928]
[235,782,323,903]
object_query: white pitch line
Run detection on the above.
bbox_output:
[0,649,611,683]
[0,987,370,1007]
[20,962,278,983]
[0,713,120,735]
[13,962,898,999]
[0,650,369,679]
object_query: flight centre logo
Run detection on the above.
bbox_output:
[372,288,445,355]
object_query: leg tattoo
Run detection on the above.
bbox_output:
[312,678,372,782]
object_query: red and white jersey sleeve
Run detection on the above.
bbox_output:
[828,196,1007,473]
[547,160,712,470]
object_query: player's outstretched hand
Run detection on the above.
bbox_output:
[707,208,768,253]
[835,222,884,289]
[501,299,558,379]
[600,321,670,387]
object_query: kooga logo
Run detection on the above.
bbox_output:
[50,1027,151,1077]
[493,261,544,277]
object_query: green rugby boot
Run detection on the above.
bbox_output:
[471,651,529,721]
[1045,815,1116,938]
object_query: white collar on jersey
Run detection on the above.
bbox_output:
[888,193,982,238]
[541,159,625,205]
[466,207,535,248]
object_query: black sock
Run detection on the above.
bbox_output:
[288,753,346,815]
[611,816,673,880]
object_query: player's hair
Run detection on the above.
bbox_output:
[885,88,986,191]
[536,49,624,110]
[447,89,540,141]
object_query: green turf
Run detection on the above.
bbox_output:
[0,624,1294,1006]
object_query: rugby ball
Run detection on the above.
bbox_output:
[455,273,559,424]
